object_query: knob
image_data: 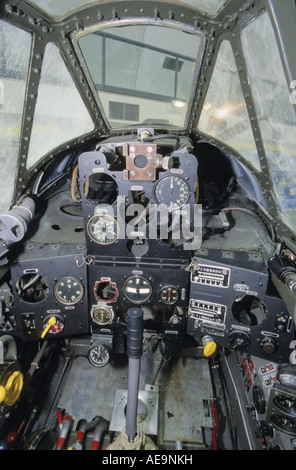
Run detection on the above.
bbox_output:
[228,330,250,351]
[202,335,217,357]
[261,336,276,354]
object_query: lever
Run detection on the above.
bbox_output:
[41,316,56,339]
[125,307,144,442]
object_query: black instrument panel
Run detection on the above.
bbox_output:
[78,147,198,260]
[4,144,197,354]
[9,252,88,341]
[187,248,295,362]
[2,144,295,363]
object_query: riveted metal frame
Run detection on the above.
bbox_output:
[189,1,281,228]
[1,0,296,242]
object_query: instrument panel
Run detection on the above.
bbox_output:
[187,248,295,362]
[1,142,295,365]
[9,252,88,341]
[78,145,198,260]
[7,251,189,356]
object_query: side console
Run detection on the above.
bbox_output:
[8,249,88,342]
[187,248,294,363]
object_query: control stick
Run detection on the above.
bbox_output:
[107,307,157,450]
[125,307,144,442]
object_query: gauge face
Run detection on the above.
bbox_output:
[54,277,84,305]
[273,395,296,417]
[88,344,110,367]
[159,286,179,305]
[87,214,119,245]
[277,365,296,388]
[154,175,190,210]
[91,304,114,325]
[123,276,152,303]
[270,414,296,436]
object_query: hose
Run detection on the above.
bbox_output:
[55,415,72,450]
[91,418,109,450]
[73,416,101,450]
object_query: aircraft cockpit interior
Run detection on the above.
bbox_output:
[1,0,296,452]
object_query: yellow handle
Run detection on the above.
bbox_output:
[41,316,57,338]
[0,371,23,406]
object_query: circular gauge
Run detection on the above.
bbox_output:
[273,395,296,417]
[270,414,296,436]
[87,214,119,245]
[91,304,114,325]
[54,277,84,305]
[159,286,179,305]
[123,276,152,304]
[277,364,296,389]
[88,344,110,368]
[154,175,191,210]
[94,279,118,303]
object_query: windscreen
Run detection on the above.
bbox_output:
[78,24,203,129]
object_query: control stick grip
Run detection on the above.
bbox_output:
[127,308,144,359]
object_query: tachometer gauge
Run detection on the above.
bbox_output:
[54,277,84,305]
[87,214,119,245]
[159,286,179,305]
[154,175,190,210]
[88,344,110,368]
[123,275,152,303]
[91,304,114,325]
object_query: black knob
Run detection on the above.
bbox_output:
[261,336,276,354]
[127,308,144,359]
[228,330,250,351]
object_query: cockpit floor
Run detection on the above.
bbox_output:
[56,343,214,449]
